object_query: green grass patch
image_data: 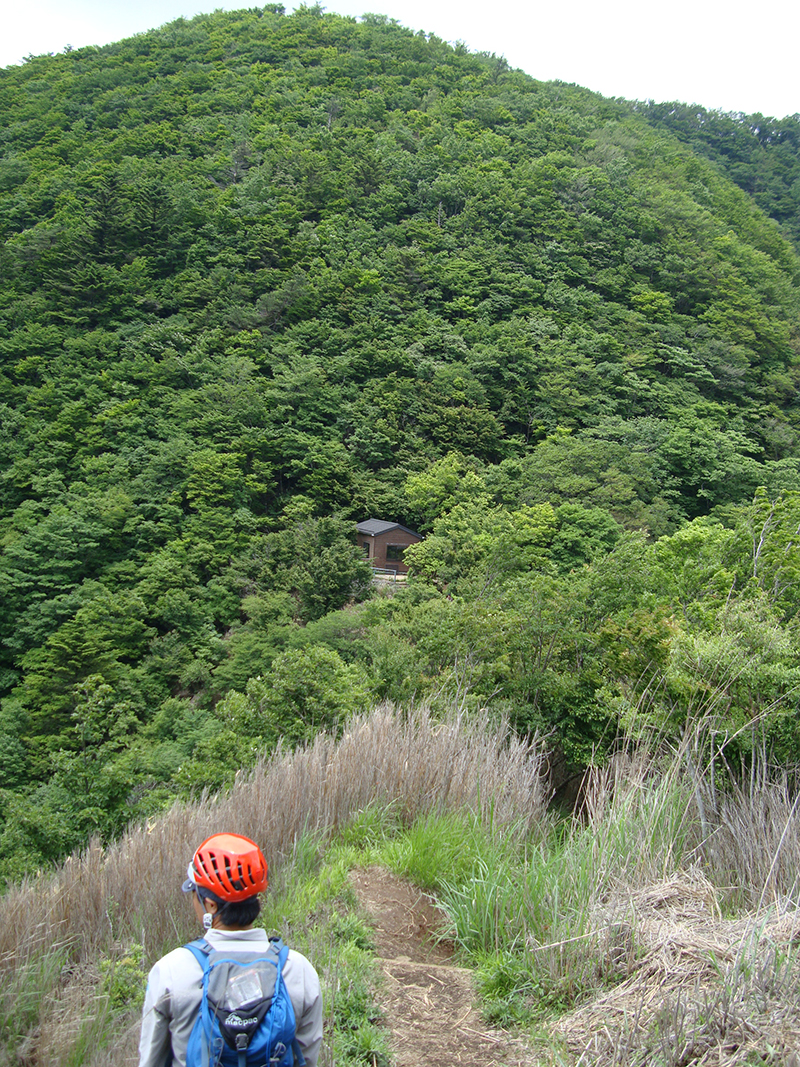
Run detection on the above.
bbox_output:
[476,952,593,1027]
[0,944,69,1054]
[336,803,403,849]
[376,810,520,891]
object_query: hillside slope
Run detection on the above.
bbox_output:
[636,102,800,253]
[1,6,800,877]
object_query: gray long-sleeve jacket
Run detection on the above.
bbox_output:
[138,928,323,1067]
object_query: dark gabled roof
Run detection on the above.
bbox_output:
[356,518,421,538]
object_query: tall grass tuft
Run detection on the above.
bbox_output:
[427,726,800,1061]
[419,746,696,1034]
[702,766,800,908]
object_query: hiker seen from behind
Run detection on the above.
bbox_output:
[139,833,323,1067]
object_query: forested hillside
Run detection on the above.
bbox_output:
[636,102,800,252]
[2,4,800,881]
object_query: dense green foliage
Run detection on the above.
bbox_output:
[635,102,800,252]
[2,5,800,879]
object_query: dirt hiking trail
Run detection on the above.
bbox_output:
[349,867,536,1067]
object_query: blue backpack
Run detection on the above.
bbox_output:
[183,937,305,1067]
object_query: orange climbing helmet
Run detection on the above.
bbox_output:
[181,833,268,902]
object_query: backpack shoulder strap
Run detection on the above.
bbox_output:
[183,940,215,1067]
[183,937,213,973]
[269,936,289,966]
[269,939,305,1066]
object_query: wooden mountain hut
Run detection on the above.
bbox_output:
[355,519,422,574]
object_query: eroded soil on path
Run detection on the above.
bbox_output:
[348,867,535,1067]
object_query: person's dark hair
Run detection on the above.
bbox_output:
[197,887,261,928]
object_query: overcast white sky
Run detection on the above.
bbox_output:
[2,0,798,119]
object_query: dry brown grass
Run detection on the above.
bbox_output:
[544,742,800,1066]
[552,870,800,1065]
[708,775,800,907]
[0,703,549,1065]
